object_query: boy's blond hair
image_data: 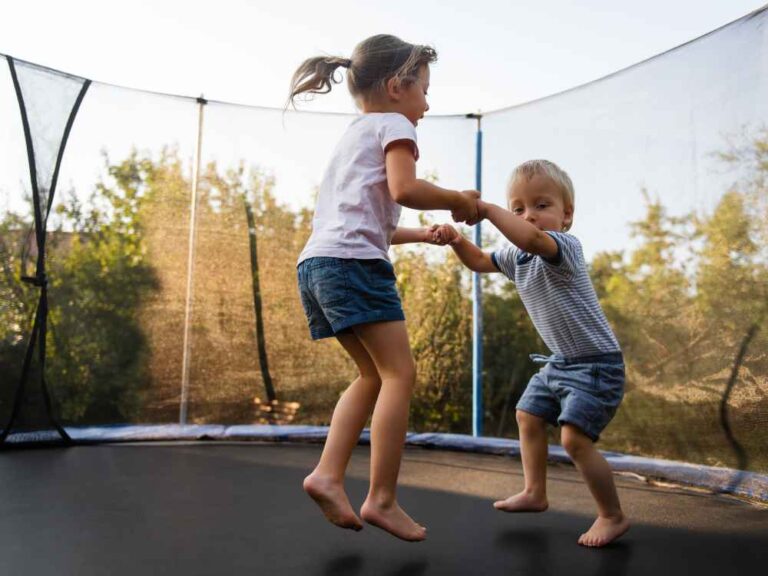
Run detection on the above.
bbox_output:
[507,159,575,231]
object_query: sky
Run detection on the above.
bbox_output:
[1,0,765,114]
[1,0,766,262]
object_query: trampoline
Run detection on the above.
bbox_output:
[2,6,768,576]
[2,440,766,576]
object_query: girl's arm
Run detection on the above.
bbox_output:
[385,143,479,223]
[391,226,435,245]
[436,225,498,273]
[479,201,558,259]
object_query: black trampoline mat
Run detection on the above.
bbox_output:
[1,442,766,575]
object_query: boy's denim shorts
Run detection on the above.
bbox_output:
[516,352,625,442]
[297,257,405,340]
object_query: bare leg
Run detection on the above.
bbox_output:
[303,332,381,531]
[354,320,427,542]
[561,424,630,547]
[494,410,550,512]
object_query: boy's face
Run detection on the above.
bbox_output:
[507,174,573,232]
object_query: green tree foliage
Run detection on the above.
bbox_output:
[2,132,765,472]
[180,162,352,422]
[592,129,768,470]
[594,192,696,382]
[395,243,473,431]
[47,153,161,422]
[482,278,543,438]
[695,192,765,365]
[0,211,38,420]
[0,152,162,425]
[711,126,768,331]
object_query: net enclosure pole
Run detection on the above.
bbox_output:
[468,113,483,437]
[180,96,207,425]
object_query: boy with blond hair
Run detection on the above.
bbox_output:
[435,159,630,547]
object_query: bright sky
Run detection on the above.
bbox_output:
[1,0,764,114]
[1,0,766,263]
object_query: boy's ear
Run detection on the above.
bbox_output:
[563,206,574,230]
[385,76,403,101]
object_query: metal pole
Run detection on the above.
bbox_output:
[468,113,483,437]
[180,95,207,425]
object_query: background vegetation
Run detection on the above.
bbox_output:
[1,129,766,472]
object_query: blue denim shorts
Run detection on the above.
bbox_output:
[297,257,405,340]
[516,352,625,442]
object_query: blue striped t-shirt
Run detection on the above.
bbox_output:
[491,232,620,359]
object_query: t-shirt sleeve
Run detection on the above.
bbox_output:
[541,232,584,279]
[379,113,419,160]
[491,244,518,281]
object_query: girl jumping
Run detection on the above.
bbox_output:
[290,34,480,542]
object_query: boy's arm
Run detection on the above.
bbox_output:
[435,225,497,273]
[385,143,480,223]
[450,236,499,273]
[480,201,559,259]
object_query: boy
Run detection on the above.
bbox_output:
[435,159,630,547]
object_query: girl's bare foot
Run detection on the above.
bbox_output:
[360,498,427,542]
[303,473,363,531]
[493,491,549,513]
[578,513,630,547]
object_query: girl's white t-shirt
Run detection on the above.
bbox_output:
[297,112,418,264]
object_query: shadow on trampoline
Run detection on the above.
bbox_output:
[313,512,765,576]
[320,554,430,576]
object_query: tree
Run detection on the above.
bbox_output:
[0,211,38,424]
[482,277,544,438]
[45,151,160,422]
[695,192,763,356]
[594,192,697,382]
[394,239,473,432]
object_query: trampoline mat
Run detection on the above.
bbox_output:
[0,442,766,575]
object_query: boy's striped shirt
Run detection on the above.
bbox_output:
[491,232,620,359]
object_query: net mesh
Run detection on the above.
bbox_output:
[0,7,766,471]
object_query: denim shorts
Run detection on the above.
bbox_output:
[516,352,625,442]
[297,257,405,340]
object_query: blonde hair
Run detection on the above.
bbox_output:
[507,159,575,230]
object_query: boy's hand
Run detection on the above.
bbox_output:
[476,199,490,221]
[434,224,461,246]
[451,190,480,224]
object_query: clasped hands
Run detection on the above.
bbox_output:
[425,190,484,246]
[451,190,483,226]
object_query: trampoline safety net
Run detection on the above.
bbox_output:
[1,7,767,475]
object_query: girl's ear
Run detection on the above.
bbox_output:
[385,76,402,101]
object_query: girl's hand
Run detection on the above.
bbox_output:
[451,190,480,224]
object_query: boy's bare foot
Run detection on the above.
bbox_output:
[360,498,427,542]
[303,473,363,531]
[493,491,549,513]
[578,513,630,547]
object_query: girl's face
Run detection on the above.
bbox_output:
[508,174,573,232]
[392,65,430,126]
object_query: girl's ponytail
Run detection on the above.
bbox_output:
[287,35,437,109]
[288,56,352,107]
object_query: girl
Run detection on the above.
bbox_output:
[290,34,479,542]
